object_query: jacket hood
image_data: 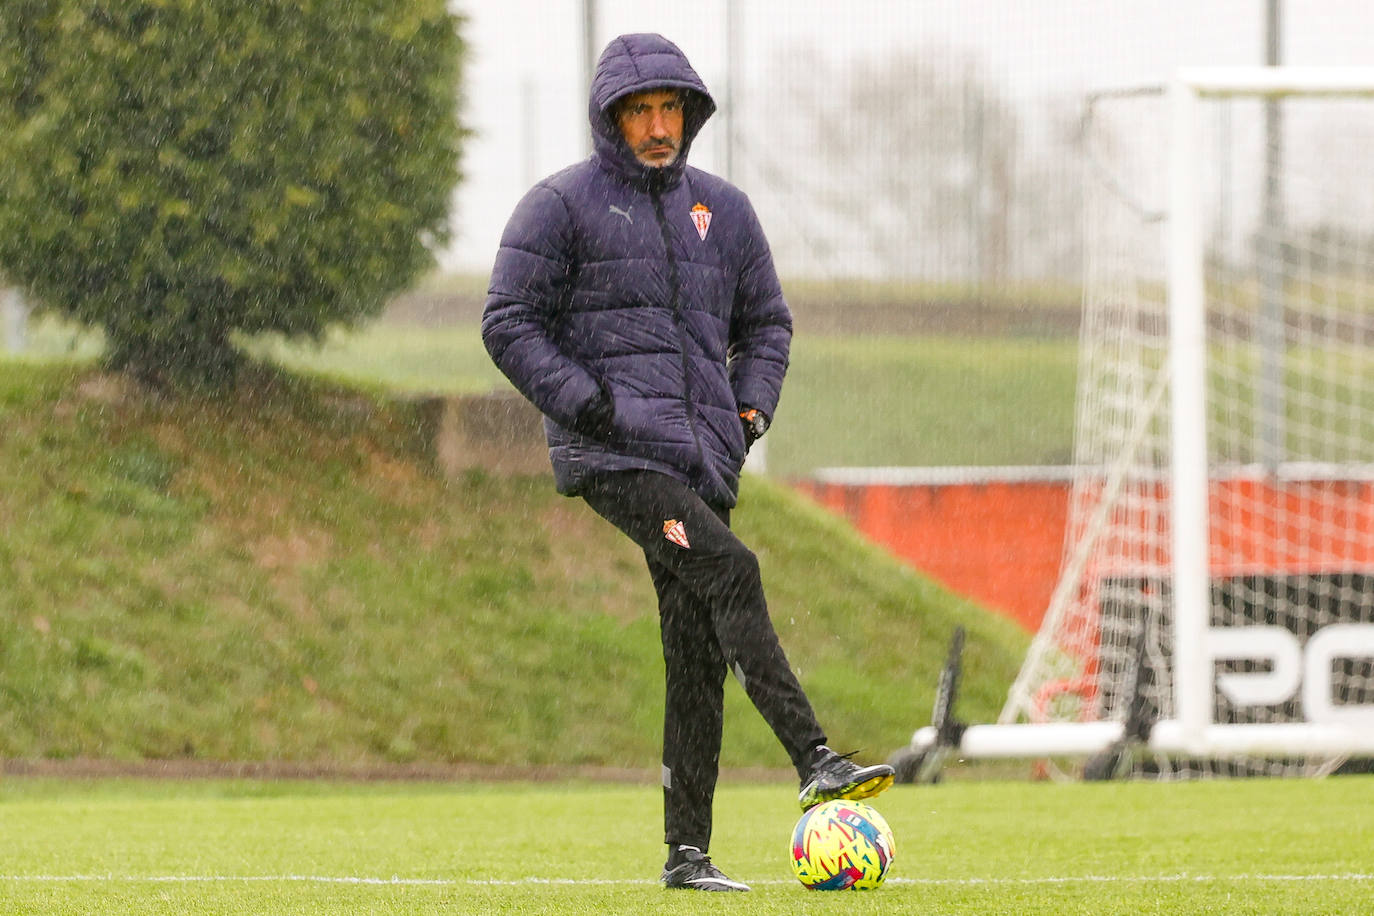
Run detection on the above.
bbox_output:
[588,33,716,187]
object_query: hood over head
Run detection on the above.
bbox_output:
[588,33,716,187]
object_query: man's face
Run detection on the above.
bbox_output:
[615,89,685,168]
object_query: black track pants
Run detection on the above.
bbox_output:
[580,470,826,851]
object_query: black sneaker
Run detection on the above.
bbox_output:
[660,845,750,892]
[798,745,895,810]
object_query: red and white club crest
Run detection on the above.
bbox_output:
[690,203,712,241]
[663,518,691,549]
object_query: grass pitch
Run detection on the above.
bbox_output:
[0,776,1368,914]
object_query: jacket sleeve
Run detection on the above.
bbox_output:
[727,197,792,419]
[482,184,604,430]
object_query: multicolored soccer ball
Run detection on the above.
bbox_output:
[790,799,896,890]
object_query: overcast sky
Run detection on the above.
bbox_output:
[445,0,1374,272]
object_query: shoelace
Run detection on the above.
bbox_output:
[817,749,862,774]
[670,848,712,869]
[676,853,725,878]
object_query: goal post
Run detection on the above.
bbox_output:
[907,68,1374,776]
[1168,69,1211,755]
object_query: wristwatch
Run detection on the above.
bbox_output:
[739,407,769,440]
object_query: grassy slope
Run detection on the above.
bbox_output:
[0,360,1027,769]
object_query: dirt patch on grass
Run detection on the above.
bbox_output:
[251,530,333,573]
[73,371,153,406]
[537,499,655,624]
[244,529,333,622]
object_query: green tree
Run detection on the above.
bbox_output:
[0,0,465,386]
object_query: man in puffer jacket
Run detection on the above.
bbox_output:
[482,33,892,891]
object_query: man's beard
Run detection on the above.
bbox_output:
[634,138,679,167]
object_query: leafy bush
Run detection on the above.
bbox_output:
[0,0,465,385]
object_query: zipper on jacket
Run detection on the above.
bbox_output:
[650,188,709,472]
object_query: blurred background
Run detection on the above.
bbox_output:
[450,0,1374,477]
[3,0,1373,780]
[12,0,1374,478]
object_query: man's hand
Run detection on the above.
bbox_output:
[571,384,617,441]
[739,407,769,451]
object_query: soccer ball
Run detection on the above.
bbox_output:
[790,799,896,890]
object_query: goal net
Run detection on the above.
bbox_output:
[994,69,1374,777]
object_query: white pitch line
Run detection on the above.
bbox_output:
[0,873,1371,887]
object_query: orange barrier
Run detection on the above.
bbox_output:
[794,471,1374,634]
[793,473,1072,632]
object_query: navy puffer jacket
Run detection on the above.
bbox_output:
[482,33,791,508]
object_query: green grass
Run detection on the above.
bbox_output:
[248,322,1374,473]
[246,325,1081,473]
[5,314,104,363]
[9,312,1084,471]
[0,359,1027,767]
[247,326,508,395]
[0,776,1369,914]
[771,334,1079,474]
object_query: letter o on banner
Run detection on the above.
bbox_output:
[1303,624,1374,727]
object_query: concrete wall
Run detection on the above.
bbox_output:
[415,391,548,478]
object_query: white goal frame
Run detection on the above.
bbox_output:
[909,67,1374,765]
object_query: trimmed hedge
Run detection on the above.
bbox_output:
[0,0,465,384]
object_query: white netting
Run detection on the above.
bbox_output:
[1004,78,1374,778]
